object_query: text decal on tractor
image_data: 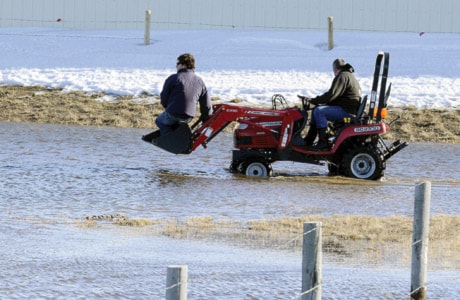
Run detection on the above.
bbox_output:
[354,126,382,133]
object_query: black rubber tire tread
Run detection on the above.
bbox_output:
[341,145,386,180]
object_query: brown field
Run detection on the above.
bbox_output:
[1,85,459,143]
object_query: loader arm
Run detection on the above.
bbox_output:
[190,104,245,151]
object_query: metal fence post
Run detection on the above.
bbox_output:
[328,16,334,50]
[166,265,188,300]
[301,222,322,300]
[144,9,152,45]
[410,181,431,300]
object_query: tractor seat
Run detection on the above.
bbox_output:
[336,95,368,126]
[355,95,368,121]
[329,96,368,134]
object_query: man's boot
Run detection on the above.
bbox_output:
[308,128,329,151]
[303,125,317,146]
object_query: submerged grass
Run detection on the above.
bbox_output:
[1,85,459,143]
[83,214,460,269]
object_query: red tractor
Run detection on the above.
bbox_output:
[142,52,407,180]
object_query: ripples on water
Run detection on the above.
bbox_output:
[1,122,459,299]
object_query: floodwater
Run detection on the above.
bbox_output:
[1,122,459,299]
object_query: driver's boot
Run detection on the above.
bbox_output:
[308,128,329,151]
[303,125,317,146]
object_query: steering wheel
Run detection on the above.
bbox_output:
[298,95,311,111]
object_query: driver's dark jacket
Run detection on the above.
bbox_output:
[309,65,361,115]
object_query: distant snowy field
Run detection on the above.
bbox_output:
[0,28,458,108]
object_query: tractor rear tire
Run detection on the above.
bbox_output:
[342,145,385,180]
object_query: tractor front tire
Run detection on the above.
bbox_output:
[244,161,272,177]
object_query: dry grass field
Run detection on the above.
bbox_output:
[1,85,459,143]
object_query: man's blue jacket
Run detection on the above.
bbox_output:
[160,68,212,120]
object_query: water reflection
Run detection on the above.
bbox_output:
[1,122,459,299]
[1,122,459,221]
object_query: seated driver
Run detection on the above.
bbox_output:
[300,58,361,151]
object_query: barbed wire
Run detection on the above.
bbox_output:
[0,17,370,32]
[146,262,459,299]
[2,17,448,34]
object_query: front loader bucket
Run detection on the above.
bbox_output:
[141,123,192,154]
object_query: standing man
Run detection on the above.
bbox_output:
[155,53,213,135]
[300,58,361,151]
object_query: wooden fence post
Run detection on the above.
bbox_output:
[301,222,322,300]
[144,9,151,45]
[328,16,334,50]
[410,182,431,300]
[166,265,188,300]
